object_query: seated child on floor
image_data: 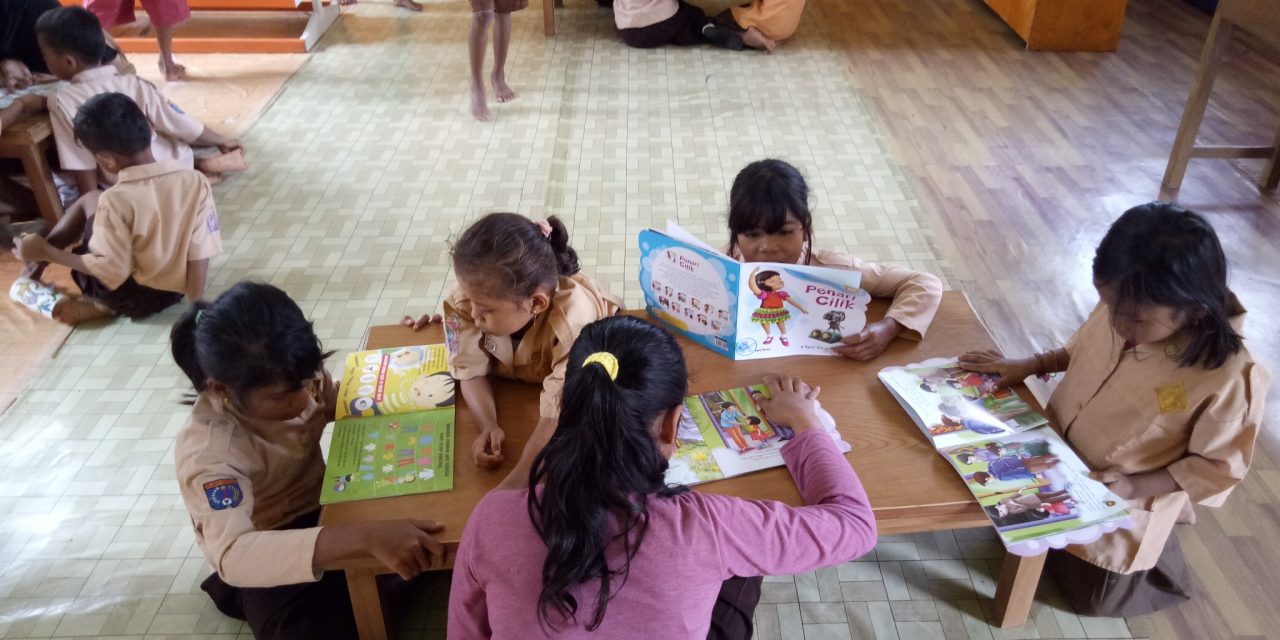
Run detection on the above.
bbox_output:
[960,202,1270,618]
[724,159,943,360]
[713,0,806,52]
[403,213,623,471]
[8,92,223,324]
[34,6,245,204]
[172,282,446,640]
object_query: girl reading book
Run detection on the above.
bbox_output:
[960,202,1271,617]
[403,213,622,469]
[447,315,877,639]
[172,282,446,640]
[724,159,943,360]
[746,268,807,345]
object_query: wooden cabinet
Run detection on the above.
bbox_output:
[982,0,1128,51]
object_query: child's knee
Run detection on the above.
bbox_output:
[472,9,495,24]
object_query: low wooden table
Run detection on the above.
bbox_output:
[0,114,64,224]
[320,292,1048,639]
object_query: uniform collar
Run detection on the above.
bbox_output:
[1128,292,1247,361]
[71,65,119,84]
[117,160,185,183]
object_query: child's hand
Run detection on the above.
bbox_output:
[401,313,442,331]
[755,375,823,433]
[360,519,446,580]
[2,60,33,92]
[473,427,505,469]
[17,94,46,114]
[834,319,900,361]
[957,350,1035,388]
[11,234,49,263]
[217,140,243,154]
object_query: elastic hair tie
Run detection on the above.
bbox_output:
[195,310,204,324]
[582,352,619,381]
[533,219,553,239]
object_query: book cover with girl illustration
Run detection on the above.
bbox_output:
[638,222,871,360]
[321,344,457,504]
[665,384,850,486]
[879,357,1131,553]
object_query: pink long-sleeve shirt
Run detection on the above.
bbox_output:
[448,428,877,639]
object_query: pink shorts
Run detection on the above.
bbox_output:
[470,0,528,14]
[84,0,193,29]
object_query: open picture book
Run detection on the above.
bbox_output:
[638,222,871,360]
[320,345,457,505]
[878,358,1132,555]
[665,384,851,486]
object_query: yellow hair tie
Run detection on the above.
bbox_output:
[582,352,619,381]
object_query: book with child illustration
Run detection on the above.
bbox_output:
[320,345,457,504]
[664,384,851,486]
[878,358,1132,554]
[638,222,871,360]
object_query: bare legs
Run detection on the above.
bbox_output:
[155,25,185,81]
[469,11,495,121]
[491,13,515,102]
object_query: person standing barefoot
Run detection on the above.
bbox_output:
[469,0,526,121]
[84,0,191,81]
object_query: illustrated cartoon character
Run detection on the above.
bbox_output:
[985,488,1074,519]
[389,347,424,370]
[711,320,722,331]
[939,414,1007,436]
[664,286,673,297]
[691,297,702,309]
[744,416,772,448]
[380,372,457,414]
[809,310,847,343]
[717,402,751,453]
[331,474,354,493]
[749,390,794,439]
[651,280,661,291]
[678,292,688,303]
[968,454,1061,485]
[748,268,808,346]
[698,314,708,326]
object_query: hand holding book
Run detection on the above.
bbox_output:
[755,374,824,433]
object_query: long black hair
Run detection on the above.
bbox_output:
[727,159,814,264]
[451,213,580,300]
[527,316,689,631]
[170,282,332,402]
[1092,202,1242,369]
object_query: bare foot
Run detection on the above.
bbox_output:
[743,27,777,53]
[470,83,491,121]
[394,0,424,10]
[197,149,248,176]
[52,297,114,325]
[20,261,45,281]
[159,58,186,81]
[492,72,516,102]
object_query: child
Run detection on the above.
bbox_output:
[724,159,943,361]
[468,0,524,121]
[713,0,805,51]
[747,267,807,345]
[603,0,763,51]
[448,315,877,638]
[403,213,622,469]
[83,0,189,80]
[960,202,1271,617]
[35,6,245,201]
[8,92,222,324]
[171,282,447,640]
[718,401,751,453]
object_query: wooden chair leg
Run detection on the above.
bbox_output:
[543,0,556,36]
[346,570,389,640]
[18,143,64,225]
[993,551,1045,628]
[1263,126,1280,190]
[1162,15,1234,190]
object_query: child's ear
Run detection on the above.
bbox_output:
[657,405,680,457]
[528,290,552,315]
[93,151,117,174]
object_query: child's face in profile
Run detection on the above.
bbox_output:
[458,278,547,337]
[736,212,806,264]
[238,379,316,422]
[36,37,80,81]
[1096,282,1188,345]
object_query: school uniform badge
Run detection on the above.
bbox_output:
[1155,384,1190,414]
[204,478,244,510]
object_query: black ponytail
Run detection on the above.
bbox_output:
[451,213,581,301]
[169,282,332,404]
[527,316,689,631]
[1093,202,1243,369]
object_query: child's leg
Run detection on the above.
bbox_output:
[394,0,425,11]
[155,25,185,81]
[491,12,515,102]
[469,9,495,121]
[776,320,787,335]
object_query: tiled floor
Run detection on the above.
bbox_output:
[0,0,1147,639]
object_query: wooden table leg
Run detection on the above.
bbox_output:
[543,0,556,36]
[347,569,389,640]
[1162,16,1233,191]
[17,142,64,225]
[992,551,1045,628]
[1262,126,1280,190]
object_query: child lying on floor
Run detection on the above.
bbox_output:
[8,92,223,324]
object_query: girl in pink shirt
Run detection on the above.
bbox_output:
[448,315,877,639]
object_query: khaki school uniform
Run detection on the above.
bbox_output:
[48,66,204,181]
[1048,298,1270,574]
[79,161,222,294]
[175,370,333,588]
[443,274,623,419]
[727,245,943,341]
[731,0,805,41]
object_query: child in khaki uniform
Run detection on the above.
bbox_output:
[8,93,222,323]
[172,282,447,640]
[723,159,944,360]
[961,202,1270,617]
[405,213,623,470]
[35,7,245,202]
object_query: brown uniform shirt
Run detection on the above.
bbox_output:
[175,371,334,588]
[80,161,222,293]
[727,245,944,340]
[1049,299,1270,573]
[443,274,623,419]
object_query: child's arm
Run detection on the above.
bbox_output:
[313,519,447,580]
[184,258,209,301]
[848,257,944,341]
[1090,469,1180,501]
[190,126,242,153]
[0,94,45,128]
[785,296,807,314]
[958,348,1071,388]
[461,377,505,469]
[747,268,762,296]
[12,234,91,274]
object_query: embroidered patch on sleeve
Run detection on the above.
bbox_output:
[1155,384,1190,415]
[206,206,220,233]
[203,478,244,510]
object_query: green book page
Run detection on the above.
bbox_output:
[320,409,455,504]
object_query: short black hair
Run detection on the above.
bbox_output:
[35,7,117,66]
[73,93,152,156]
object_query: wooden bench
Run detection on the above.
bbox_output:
[0,115,64,225]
